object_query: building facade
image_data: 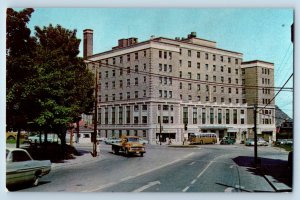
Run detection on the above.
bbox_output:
[84,30,276,144]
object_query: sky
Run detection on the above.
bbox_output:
[24,8,294,117]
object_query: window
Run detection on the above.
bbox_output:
[169,77,172,85]
[144,63,146,71]
[228,57,231,63]
[126,106,130,124]
[235,69,239,75]
[241,118,245,124]
[205,64,209,70]
[221,87,224,93]
[197,96,200,101]
[127,92,130,99]
[236,99,239,104]
[228,98,232,103]
[134,117,139,124]
[188,50,191,57]
[169,91,173,98]
[228,67,231,73]
[179,60,182,67]
[163,116,169,123]
[218,109,222,124]
[197,62,200,69]
[135,91,138,98]
[105,82,108,89]
[188,72,192,79]
[206,85,209,92]
[213,76,216,82]
[188,95,192,100]
[142,105,147,111]
[197,84,201,91]
[119,107,123,124]
[144,76,146,83]
[220,56,224,62]
[226,109,230,124]
[236,88,239,94]
[112,94,115,100]
[213,97,216,102]
[159,64,162,71]
[164,64,167,72]
[119,93,123,100]
[221,76,224,83]
[163,105,169,110]
[228,77,231,83]
[235,59,238,65]
[205,53,209,59]
[105,107,108,124]
[197,73,201,80]
[120,68,123,76]
[105,95,108,101]
[188,61,191,68]
[242,79,245,85]
[120,56,123,63]
[127,79,130,86]
[206,96,209,101]
[142,116,147,124]
[221,66,223,72]
[179,48,182,55]
[213,54,216,61]
[143,90,146,97]
[202,108,206,124]
[180,94,182,99]
[183,107,188,124]
[134,105,139,111]
[193,107,197,124]
[12,150,31,162]
[112,107,116,124]
[169,65,172,72]
[127,54,130,62]
[179,82,182,89]
[164,91,167,98]
[206,75,209,81]
[127,67,130,74]
[159,51,162,58]
[170,105,173,111]
[135,65,138,72]
[164,51,167,59]
[105,71,108,78]
[221,97,224,103]
[159,90,162,97]
[197,52,200,58]
[135,52,138,60]
[169,52,172,59]
[210,108,214,124]
[135,78,138,85]
[213,86,216,92]
[179,71,182,78]
[112,70,115,76]
[235,79,238,84]
[213,65,216,71]
[188,83,192,90]
[164,77,167,84]
[233,109,237,124]
[242,69,245,74]
[144,51,146,57]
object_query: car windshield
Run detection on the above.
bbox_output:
[128,137,139,142]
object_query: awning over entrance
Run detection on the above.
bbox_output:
[199,126,227,130]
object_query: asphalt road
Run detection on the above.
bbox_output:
[13,143,288,192]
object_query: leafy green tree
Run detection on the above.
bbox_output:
[31,24,94,155]
[6,8,36,147]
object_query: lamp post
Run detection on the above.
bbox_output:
[92,62,99,157]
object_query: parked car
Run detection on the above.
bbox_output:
[27,133,60,144]
[139,138,149,145]
[98,137,107,142]
[6,148,51,188]
[245,138,255,146]
[257,138,268,146]
[220,136,235,145]
[105,137,121,145]
[245,138,268,146]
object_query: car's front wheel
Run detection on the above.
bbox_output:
[32,174,40,186]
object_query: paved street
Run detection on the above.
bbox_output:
[11,143,291,192]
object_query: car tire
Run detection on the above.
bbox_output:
[32,175,40,186]
[140,153,144,157]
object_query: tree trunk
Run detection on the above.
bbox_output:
[16,128,21,148]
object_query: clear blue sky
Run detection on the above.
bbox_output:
[26,8,294,117]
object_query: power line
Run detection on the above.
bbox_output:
[258,73,293,113]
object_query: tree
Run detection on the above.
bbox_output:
[31,24,94,156]
[6,8,37,147]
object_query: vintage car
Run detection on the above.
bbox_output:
[6,148,51,188]
[220,136,236,145]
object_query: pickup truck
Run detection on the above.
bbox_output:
[111,136,146,157]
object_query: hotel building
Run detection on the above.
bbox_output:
[84,29,276,144]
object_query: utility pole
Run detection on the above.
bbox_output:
[92,63,99,157]
[253,105,258,166]
[159,117,162,145]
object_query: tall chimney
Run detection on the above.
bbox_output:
[83,29,93,59]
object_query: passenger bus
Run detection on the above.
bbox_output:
[189,133,217,145]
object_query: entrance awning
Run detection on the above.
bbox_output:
[199,126,227,130]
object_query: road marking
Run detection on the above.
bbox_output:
[188,161,196,166]
[196,161,213,178]
[190,179,197,185]
[83,152,194,192]
[182,186,190,192]
[132,181,161,192]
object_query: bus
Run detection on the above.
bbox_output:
[189,133,217,145]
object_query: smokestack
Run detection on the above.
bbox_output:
[83,29,93,59]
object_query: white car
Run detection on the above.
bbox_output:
[105,137,121,145]
[139,138,149,145]
[6,148,51,188]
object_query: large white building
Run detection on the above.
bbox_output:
[84,30,276,144]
